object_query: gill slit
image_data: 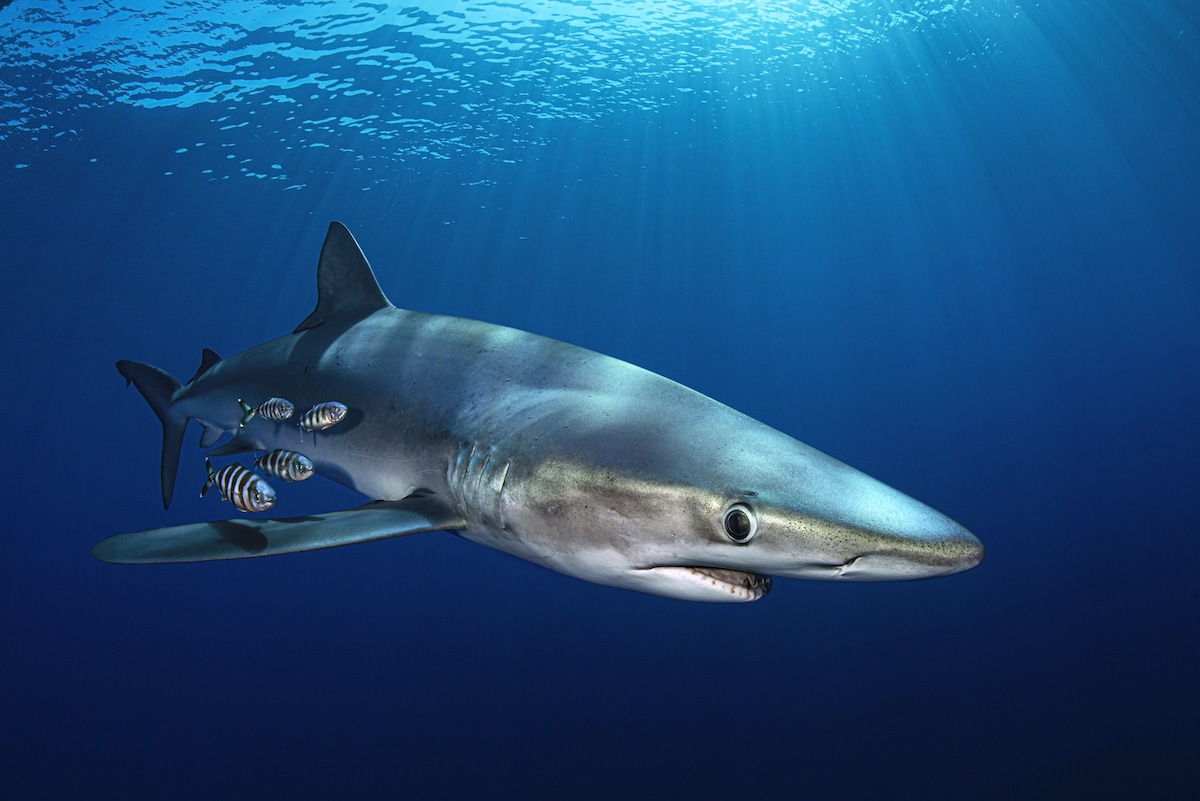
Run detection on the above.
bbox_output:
[448,441,511,532]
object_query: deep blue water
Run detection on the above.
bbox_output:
[2,1,1199,798]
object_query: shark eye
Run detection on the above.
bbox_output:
[723,503,757,544]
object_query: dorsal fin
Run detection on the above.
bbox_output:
[294,221,392,333]
[187,348,222,384]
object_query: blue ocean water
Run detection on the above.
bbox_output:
[2,1,1198,798]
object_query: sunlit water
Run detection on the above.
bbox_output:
[3,0,1005,181]
[1,2,1198,799]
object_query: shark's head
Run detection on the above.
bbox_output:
[493,385,984,603]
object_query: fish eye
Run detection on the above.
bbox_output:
[723,503,757,544]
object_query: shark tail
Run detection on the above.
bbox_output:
[116,360,186,510]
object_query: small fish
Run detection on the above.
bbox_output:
[298,401,348,432]
[201,458,276,513]
[254,449,315,482]
[238,397,295,427]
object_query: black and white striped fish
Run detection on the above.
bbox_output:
[201,458,276,513]
[254,449,314,482]
[238,397,295,427]
[298,401,347,432]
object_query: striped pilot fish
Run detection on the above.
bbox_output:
[298,401,348,432]
[254,449,315,482]
[201,458,276,513]
[238,397,295,427]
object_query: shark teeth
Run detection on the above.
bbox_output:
[663,566,773,601]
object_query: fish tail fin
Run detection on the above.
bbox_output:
[116,360,186,510]
[200,458,216,498]
[238,398,255,427]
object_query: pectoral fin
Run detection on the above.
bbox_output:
[92,495,464,564]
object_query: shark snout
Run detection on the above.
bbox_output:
[816,506,984,582]
[835,520,984,581]
[767,465,985,582]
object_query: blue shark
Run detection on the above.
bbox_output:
[94,222,983,602]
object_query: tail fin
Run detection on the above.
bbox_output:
[116,360,186,509]
[200,458,217,498]
[237,398,255,427]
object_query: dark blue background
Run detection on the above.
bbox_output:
[2,2,1198,798]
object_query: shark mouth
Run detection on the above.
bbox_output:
[648,565,772,601]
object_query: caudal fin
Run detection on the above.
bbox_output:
[116,360,186,509]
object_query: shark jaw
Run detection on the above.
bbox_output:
[640,566,772,603]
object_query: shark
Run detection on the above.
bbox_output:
[94,222,984,602]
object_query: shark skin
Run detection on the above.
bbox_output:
[95,222,984,603]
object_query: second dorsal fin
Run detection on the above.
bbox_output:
[294,221,392,333]
[187,348,222,384]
